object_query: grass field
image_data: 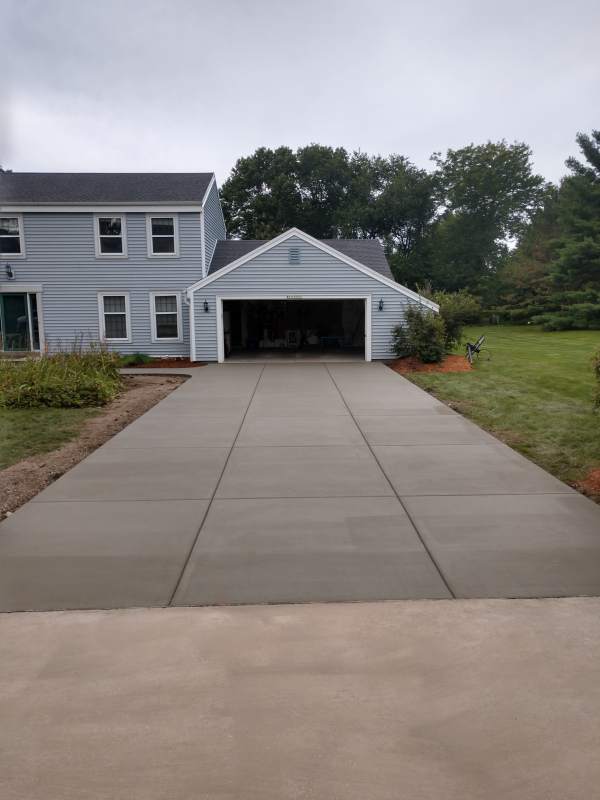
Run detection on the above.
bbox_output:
[409,325,600,487]
[0,408,99,471]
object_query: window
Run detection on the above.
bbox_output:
[146,214,179,257]
[94,214,127,257]
[98,293,131,341]
[150,292,182,341]
[0,215,24,256]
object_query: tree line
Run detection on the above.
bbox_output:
[220,130,600,330]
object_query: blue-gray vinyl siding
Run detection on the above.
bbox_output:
[192,236,424,361]
[202,182,226,276]
[14,212,204,355]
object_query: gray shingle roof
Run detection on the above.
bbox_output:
[209,238,394,280]
[0,173,214,204]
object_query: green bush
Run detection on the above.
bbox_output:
[592,345,600,408]
[419,282,482,350]
[0,342,122,409]
[391,305,447,363]
[118,352,156,366]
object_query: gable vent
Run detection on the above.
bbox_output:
[289,247,300,264]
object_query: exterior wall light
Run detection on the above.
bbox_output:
[5,263,14,279]
[203,300,209,312]
[378,298,384,311]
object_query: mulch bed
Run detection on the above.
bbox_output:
[576,468,600,500]
[389,355,474,373]
[125,358,207,368]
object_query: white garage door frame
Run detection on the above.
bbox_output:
[215,294,372,364]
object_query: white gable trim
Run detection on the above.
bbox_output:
[200,174,217,207]
[185,228,439,311]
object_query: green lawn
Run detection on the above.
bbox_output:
[408,325,600,487]
[0,408,100,471]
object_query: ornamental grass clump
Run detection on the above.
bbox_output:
[0,339,122,409]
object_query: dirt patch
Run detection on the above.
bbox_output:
[576,468,600,500]
[0,375,187,520]
[389,355,474,374]
[125,358,207,368]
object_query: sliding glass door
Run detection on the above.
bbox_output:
[0,293,40,351]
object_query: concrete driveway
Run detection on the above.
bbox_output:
[1,362,600,611]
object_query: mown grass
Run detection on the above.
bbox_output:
[408,325,600,486]
[0,407,100,471]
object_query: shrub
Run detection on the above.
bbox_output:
[0,341,122,409]
[592,345,600,408]
[419,281,482,350]
[391,305,447,363]
[119,352,156,366]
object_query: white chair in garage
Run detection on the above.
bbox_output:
[286,330,300,349]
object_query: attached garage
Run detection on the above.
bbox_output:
[186,228,438,362]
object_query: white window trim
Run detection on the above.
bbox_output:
[146,213,180,258]
[0,213,26,259]
[93,213,128,258]
[149,291,183,343]
[98,291,132,343]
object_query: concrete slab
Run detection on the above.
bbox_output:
[173,497,451,605]
[215,446,394,498]
[246,392,350,418]
[32,447,230,502]
[355,415,499,446]
[374,443,575,496]
[2,600,600,800]
[235,415,365,447]
[0,500,208,611]
[144,395,250,418]
[403,494,600,598]
[104,415,243,448]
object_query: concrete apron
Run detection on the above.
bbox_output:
[1,362,600,611]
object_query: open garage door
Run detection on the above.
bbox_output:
[220,298,367,362]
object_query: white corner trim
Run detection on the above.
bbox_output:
[185,228,439,312]
[97,291,132,343]
[93,213,128,259]
[0,283,43,292]
[189,292,196,361]
[149,291,183,343]
[0,212,26,258]
[145,213,180,258]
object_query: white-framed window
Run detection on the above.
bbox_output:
[150,292,182,342]
[94,214,127,258]
[0,214,25,257]
[146,214,179,257]
[98,292,131,342]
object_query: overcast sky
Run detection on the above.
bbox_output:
[2,0,598,185]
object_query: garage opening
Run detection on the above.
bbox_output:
[222,299,366,361]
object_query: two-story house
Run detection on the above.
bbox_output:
[0,172,437,361]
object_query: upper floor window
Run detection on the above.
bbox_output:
[0,215,25,257]
[146,214,179,257]
[94,214,127,258]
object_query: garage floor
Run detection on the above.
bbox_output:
[1,362,600,611]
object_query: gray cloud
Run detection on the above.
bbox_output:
[2,0,599,184]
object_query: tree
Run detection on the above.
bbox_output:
[547,130,600,292]
[219,145,437,263]
[427,141,547,297]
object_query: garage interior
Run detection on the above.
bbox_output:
[222,299,365,360]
